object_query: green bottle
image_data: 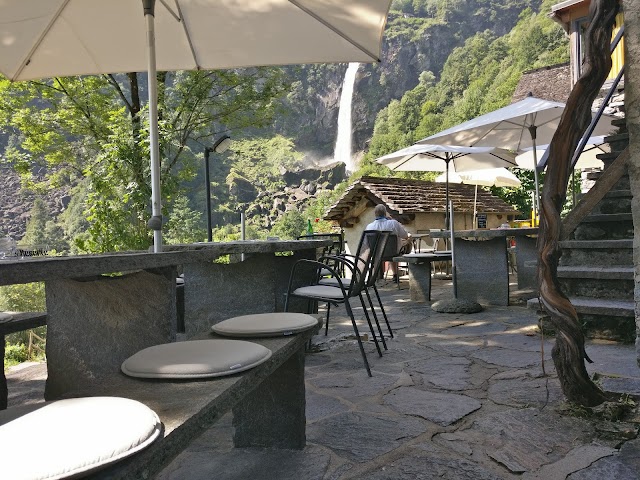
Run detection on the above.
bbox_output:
[307,219,314,235]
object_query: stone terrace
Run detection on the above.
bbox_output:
[7,275,640,479]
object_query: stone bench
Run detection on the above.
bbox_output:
[393,253,452,302]
[71,324,319,480]
[0,312,47,410]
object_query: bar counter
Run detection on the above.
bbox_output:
[0,239,330,400]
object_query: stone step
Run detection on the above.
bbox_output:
[581,212,632,223]
[559,239,633,249]
[571,296,634,317]
[611,117,627,128]
[557,266,633,279]
[527,296,635,341]
[528,296,634,317]
[603,132,629,144]
[597,151,624,163]
[559,276,633,301]
[604,189,632,199]
[559,239,633,266]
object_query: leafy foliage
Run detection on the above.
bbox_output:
[164,195,207,245]
[0,68,289,252]
[353,0,568,217]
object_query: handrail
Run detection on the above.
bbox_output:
[539,25,624,171]
[571,24,624,169]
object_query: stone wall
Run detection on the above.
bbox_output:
[621,0,640,366]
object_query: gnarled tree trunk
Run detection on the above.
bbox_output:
[538,0,618,406]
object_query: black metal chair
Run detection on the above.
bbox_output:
[284,230,386,376]
[318,230,393,340]
[297,232,345,276]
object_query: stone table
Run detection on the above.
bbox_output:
[430,228,538,305]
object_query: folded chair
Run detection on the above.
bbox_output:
[284,230,386,376]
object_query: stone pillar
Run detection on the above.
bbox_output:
[44,268,176,400]
[232,348,306,449]
[515,235,538,291]
[455,237,509,306]
[624,0,640,367]
[407,262,432,302]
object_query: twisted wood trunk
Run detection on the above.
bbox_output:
[538,0,618,406]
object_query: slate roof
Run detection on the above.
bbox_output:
[325,176,519,221]
[512,63,571,103]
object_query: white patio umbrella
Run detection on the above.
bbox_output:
[435,168,521,228]
[515,135,609,170]
[376,144,517,228]
[0,0,392,251]
[420,95,616,222]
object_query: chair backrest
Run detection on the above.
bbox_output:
[367,231,391,287]
[381,234,398,260]
[297,232,344,257]
[348,230,383,296]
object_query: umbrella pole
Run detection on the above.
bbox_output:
[445,158,450,230]
[529,125,541,227]
[473,185,478,228]
[450,200,457,298]
[144,0,163,252]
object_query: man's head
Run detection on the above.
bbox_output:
[374,204,387,218]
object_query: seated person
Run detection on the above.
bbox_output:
[366,204,411,282]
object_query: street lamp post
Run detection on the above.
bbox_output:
[204,135,232,242]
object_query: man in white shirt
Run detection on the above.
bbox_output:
[365,204,411,282]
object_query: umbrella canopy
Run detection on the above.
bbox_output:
[435,168,521,228]
[434,168,521,187]
[515,135,609,170]
[420,95,616,221]
[0,0,392,251]
[0,0,391,80]
[376,144,517,228]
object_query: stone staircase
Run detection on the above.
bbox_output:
[554,116,635,342]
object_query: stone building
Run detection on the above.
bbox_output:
[324,176,519,255]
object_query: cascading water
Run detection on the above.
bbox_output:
[334,62,359,172]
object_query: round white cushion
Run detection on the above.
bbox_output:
[211,312,318,338]
[121,339,272,379]
[0,397,161,480]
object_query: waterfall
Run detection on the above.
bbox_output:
[334,62,359,172]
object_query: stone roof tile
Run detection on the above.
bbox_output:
[325,176,519,220]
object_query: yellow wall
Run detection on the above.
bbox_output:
[609,12,624,80]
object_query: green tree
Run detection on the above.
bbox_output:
[164,195,206,245]
[0,68,289,252]
[21,197,49,246]
[271,210,307,240]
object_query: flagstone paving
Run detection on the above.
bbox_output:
[6,275,640,479]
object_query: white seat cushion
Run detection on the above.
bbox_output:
[0,312,13,321]
[121,339,272,379]
[211,312,318,338]
[292,285,346,299]
[318,277,350,287]
[0,397,161,480]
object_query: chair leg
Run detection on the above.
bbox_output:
[365,287,392,342]
[358,293,384,356]
[325,302,331,336]
[372,284,393,338]
[344,298,372,377]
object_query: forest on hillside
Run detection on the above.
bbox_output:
[0,0,568,267]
